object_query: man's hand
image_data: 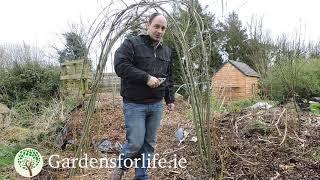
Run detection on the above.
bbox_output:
[167,103,174,111]
[147,75,160,88]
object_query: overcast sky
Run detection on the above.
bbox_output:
[209,0,320,42]
[0,0,319,54]
[0,0,100,48]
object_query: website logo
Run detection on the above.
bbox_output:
[14,148,44,177]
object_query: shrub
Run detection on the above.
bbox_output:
[310,102,320,115]
[226,98,258,112]
[261,58,320,102]
[0,61,60,113]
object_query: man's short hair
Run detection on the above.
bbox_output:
[148,12,162,24]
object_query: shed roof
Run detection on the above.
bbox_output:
[217,60,260,78]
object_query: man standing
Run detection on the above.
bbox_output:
[111,13,175,180]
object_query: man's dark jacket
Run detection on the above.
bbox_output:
[114,34,175,104]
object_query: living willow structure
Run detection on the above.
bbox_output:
[70,1,223,179]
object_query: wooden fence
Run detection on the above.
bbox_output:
[100,73,120,92]
[60,59,92,97]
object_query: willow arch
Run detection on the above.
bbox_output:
[71,0,221,178]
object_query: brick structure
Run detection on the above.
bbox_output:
[212,60,260,102]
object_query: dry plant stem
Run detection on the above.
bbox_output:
[235,113,252,135]
[293,94,301,132]
[162,145,187,157]
[228,147,258,166]
[279,110,288,145]
[212,124,225,180]
[289,131,306,143]
[257,137,274,144]
[274,108,286,136]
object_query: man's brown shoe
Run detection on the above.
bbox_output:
[110,167,124,180]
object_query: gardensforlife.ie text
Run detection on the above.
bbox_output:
[48,153,187,169]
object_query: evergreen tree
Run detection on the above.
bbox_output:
[217,11,253,67]
[58,32,88,63]
[164,0,222,90]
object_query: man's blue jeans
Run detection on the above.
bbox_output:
[117,101,163,180]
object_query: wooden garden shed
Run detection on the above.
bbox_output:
[212,60,260,102]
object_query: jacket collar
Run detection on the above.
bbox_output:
[139,34,163,48]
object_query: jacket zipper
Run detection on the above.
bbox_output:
[154,41,160,58]
[154,46,157,58]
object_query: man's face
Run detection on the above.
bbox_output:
[147,15,167,42]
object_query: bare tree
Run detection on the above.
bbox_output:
[0,43,48,68]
